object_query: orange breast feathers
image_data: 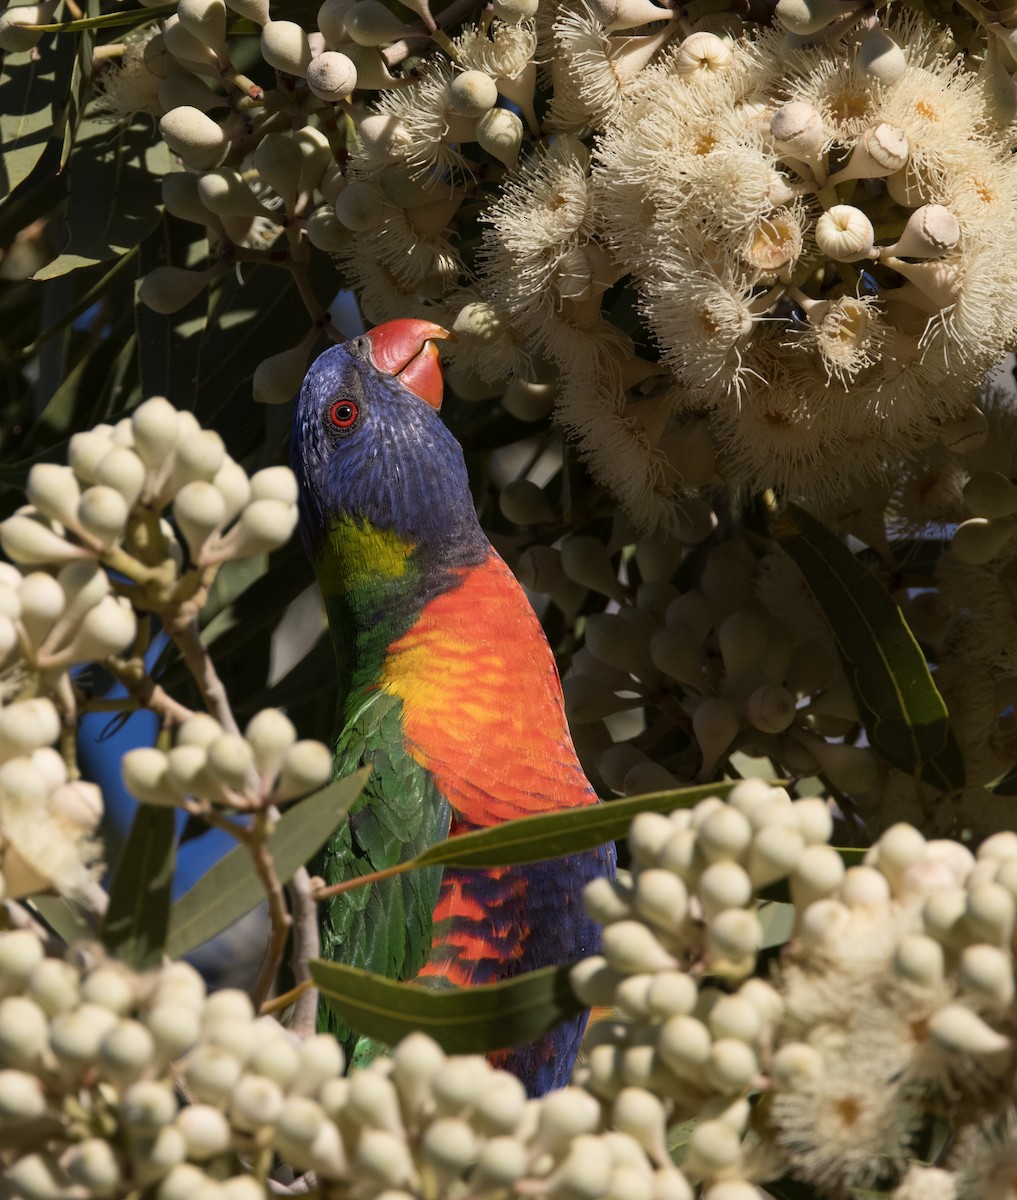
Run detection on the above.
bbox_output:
[378,552,597,827]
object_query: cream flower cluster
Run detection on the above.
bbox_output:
[122,708,331,813]
[592,16,1017,501]
[0,397,298,609]
[0,933,689,1200]
[570,781,1017,1198]
[0,697,101,901]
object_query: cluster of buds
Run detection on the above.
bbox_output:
[555,534,871,796]
[121,708,331,814]
[0,695,101,900]
[0,928,695,1200]
[0,398,299,617]
[567,782,1017,1196]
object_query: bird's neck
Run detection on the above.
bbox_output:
[314,512,486,720]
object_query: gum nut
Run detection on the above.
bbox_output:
[204,988,255,1023]
[628,812,676,867]
[133,1126,187,1186]
[601,921,678,974]
[708,909,762,959]
[791,797,832,844]
[392,1029,443,1088]
[348,1069,404,1131]
[160,107,228,170]
[705,1039,758,1093]
[231,1074,286,1131]
[0,994,48,1068]
[422,1117,479,1173]
[698,806,752,862]
[174,429,226,486]
[228,498,299,556]
[0,698,60,755]
[747,823,804,888]
[261,19,312,74]
[634,869,689,931]
[176,1104,232,1159]
[80,965,135,1015]
[295,1033,345,1092]
[0,1070,46,1123]
[275,739,332,800]
[583,875,634,923]
[684,1119,741,1177]
[0,514,88,566]
[473,1074,527,1135]
[165,745,207,798]
[156,1165,209,1200]
[0,929,45,992]
[249,1034,301,1088]
[207,733,255,792]
[99,1019,156,1083]
[840,865,891,908]
[334,179,387,232]
[646,970,698,1018]
[58,560,109,616]
[5,1154,74,1200]
[306,49,357,99]
[49,1003,117,1070]
[928,1004,1010,1055]
[177,712,224,748]
[615,973,654,1017]
[26,955,80,1012]
[249,466,299,505]
[535,1086,601,1151]
[185,1046,243,1103]
[450,69,498,117]
[244,707,297,777]
[657,1014,711,1079]
[210,458,250,527]
[473,1136,529,1186]
[430,1055,490,1112]
[570,956,623,1007]
[26,464,81,528]
[18,571,66,640]
[745,684,796,734]
[132,397,180,466]
[959,944,1015,1006]
[144,1003,201,1059]
[78,484,128,545]
[63,1138,123,1194]
[95,445,146,509]
[122,747,176,806]
[174,480,226,554]
[355,1129,416,1187]
[697,861,753,919]
[70,595,137,660]
[122,1080,179,1130]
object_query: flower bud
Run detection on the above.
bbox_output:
[602,921,677,973]
[928,1004,1009,1055]
[159,106,229,170]
[122,748,177,806]
[0,514,89,566]
[306,49,358,100]
[951,516,1017,565]
[123,1080,178,1130]
[174,481,226,558]
[275,739,332,800]
[99,1019,156,1084]
[261,19,312,75]
[344,0,413,44]
[0,931,45,995]
[684,1119,741,1178]
[0,698,60,757]
[175,1104,232,1159]
[815,205,874,261]
[26,464,81,529]
[219,498,298,557]
[252,341,314,405]
[775,0,860,35]
[450,69,498,117]
[476,106,523,169]
[177,0,228,61]
[185,1046,243,1103]
[828,123,909,187]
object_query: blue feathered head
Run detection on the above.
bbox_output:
[291,321,483,557]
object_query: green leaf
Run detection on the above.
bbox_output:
[28,895,93,945]
[776,503,965,791]
[0,32,76,200]
[409,781,743,871]
[311,960,584,1055]
[100,804,177,971]
[166,770,369,958]
[33,5,173,32]
[35,120,171,278]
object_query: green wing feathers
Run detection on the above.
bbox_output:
[316,690,450,1054]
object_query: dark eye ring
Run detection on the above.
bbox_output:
[329,400,359,429]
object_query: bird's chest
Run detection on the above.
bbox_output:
[378,555,588,826]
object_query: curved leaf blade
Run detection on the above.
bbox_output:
[776,503,964,791]
[166,769,369,957]
[101,804,176,971]
[409,781,741,870]
[311,960,583,1054]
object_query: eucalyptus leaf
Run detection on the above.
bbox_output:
[0,33,75,200]
[101,804,176,971]
[409,780,742,871]
[311,960,583,1054]
[166,769,369,958]
[776,503,964,791]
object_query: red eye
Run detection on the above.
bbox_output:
[329,400,359,429]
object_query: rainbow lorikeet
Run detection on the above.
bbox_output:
[291,319,614,1096]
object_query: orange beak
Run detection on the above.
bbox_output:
[363,319,452,411]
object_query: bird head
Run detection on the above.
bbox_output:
[292,320,482,558]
